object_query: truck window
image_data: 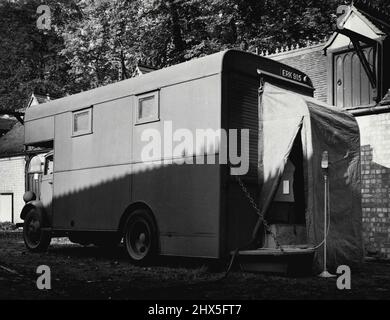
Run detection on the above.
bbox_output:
[136,91,159,124]
[44,155,54,175]
[28,155,44,173]
[72,107,92,136]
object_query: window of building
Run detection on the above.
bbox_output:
[72,107,92,136]
[28,155,44,173]
[136,91,159,124]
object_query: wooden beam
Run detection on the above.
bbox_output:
[15,114,24,125]
[351,39,377,89]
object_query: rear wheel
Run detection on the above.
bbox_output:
[23,208,51,252]
[124,209,157,263]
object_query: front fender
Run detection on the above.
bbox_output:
[20,201,47,224]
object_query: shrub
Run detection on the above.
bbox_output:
[0,222,17,231]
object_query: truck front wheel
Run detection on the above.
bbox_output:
[23,208,51,252]
[124,209,157,263]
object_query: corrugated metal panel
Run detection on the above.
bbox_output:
[228,73,259,178]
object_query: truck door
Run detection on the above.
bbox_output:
[40,153,54,212]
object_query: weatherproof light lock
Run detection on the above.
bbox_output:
[319,149,336,278]
[321,151,329,169]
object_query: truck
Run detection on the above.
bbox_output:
[21,49,316,263]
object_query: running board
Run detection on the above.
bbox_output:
[234,247,315,276]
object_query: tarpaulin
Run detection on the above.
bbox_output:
[259,83,363,270]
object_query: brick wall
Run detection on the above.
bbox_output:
[357,114,390,259]
[270,44,328,102]
[0,156,25,223]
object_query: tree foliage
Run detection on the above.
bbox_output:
[1,0,390,111]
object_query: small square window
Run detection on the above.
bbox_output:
[136,91,159,124]
[72,107,92,136]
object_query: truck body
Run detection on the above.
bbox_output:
[21,50,314,259]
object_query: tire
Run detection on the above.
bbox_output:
[23,208,51,252]
[123,209,157,263]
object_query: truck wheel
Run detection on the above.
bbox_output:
[23,208,51,252]
[124,209,157,263]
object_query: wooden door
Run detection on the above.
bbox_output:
[334,47,376,108]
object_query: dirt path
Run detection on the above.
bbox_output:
[0,235,390,300]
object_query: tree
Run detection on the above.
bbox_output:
[0,0,74,111]
[1,0,390,111]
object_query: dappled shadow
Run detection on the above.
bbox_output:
[47,160,256,259]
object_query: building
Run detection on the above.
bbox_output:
[0,93,50,224]
[0,123,25,223]
[265,2,390,259]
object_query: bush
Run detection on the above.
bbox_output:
[0,222,17,231]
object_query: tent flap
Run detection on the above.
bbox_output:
[259,83,363,270]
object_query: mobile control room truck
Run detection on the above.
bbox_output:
[21,49,316,263]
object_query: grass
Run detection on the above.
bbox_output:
[0,222,17,231]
